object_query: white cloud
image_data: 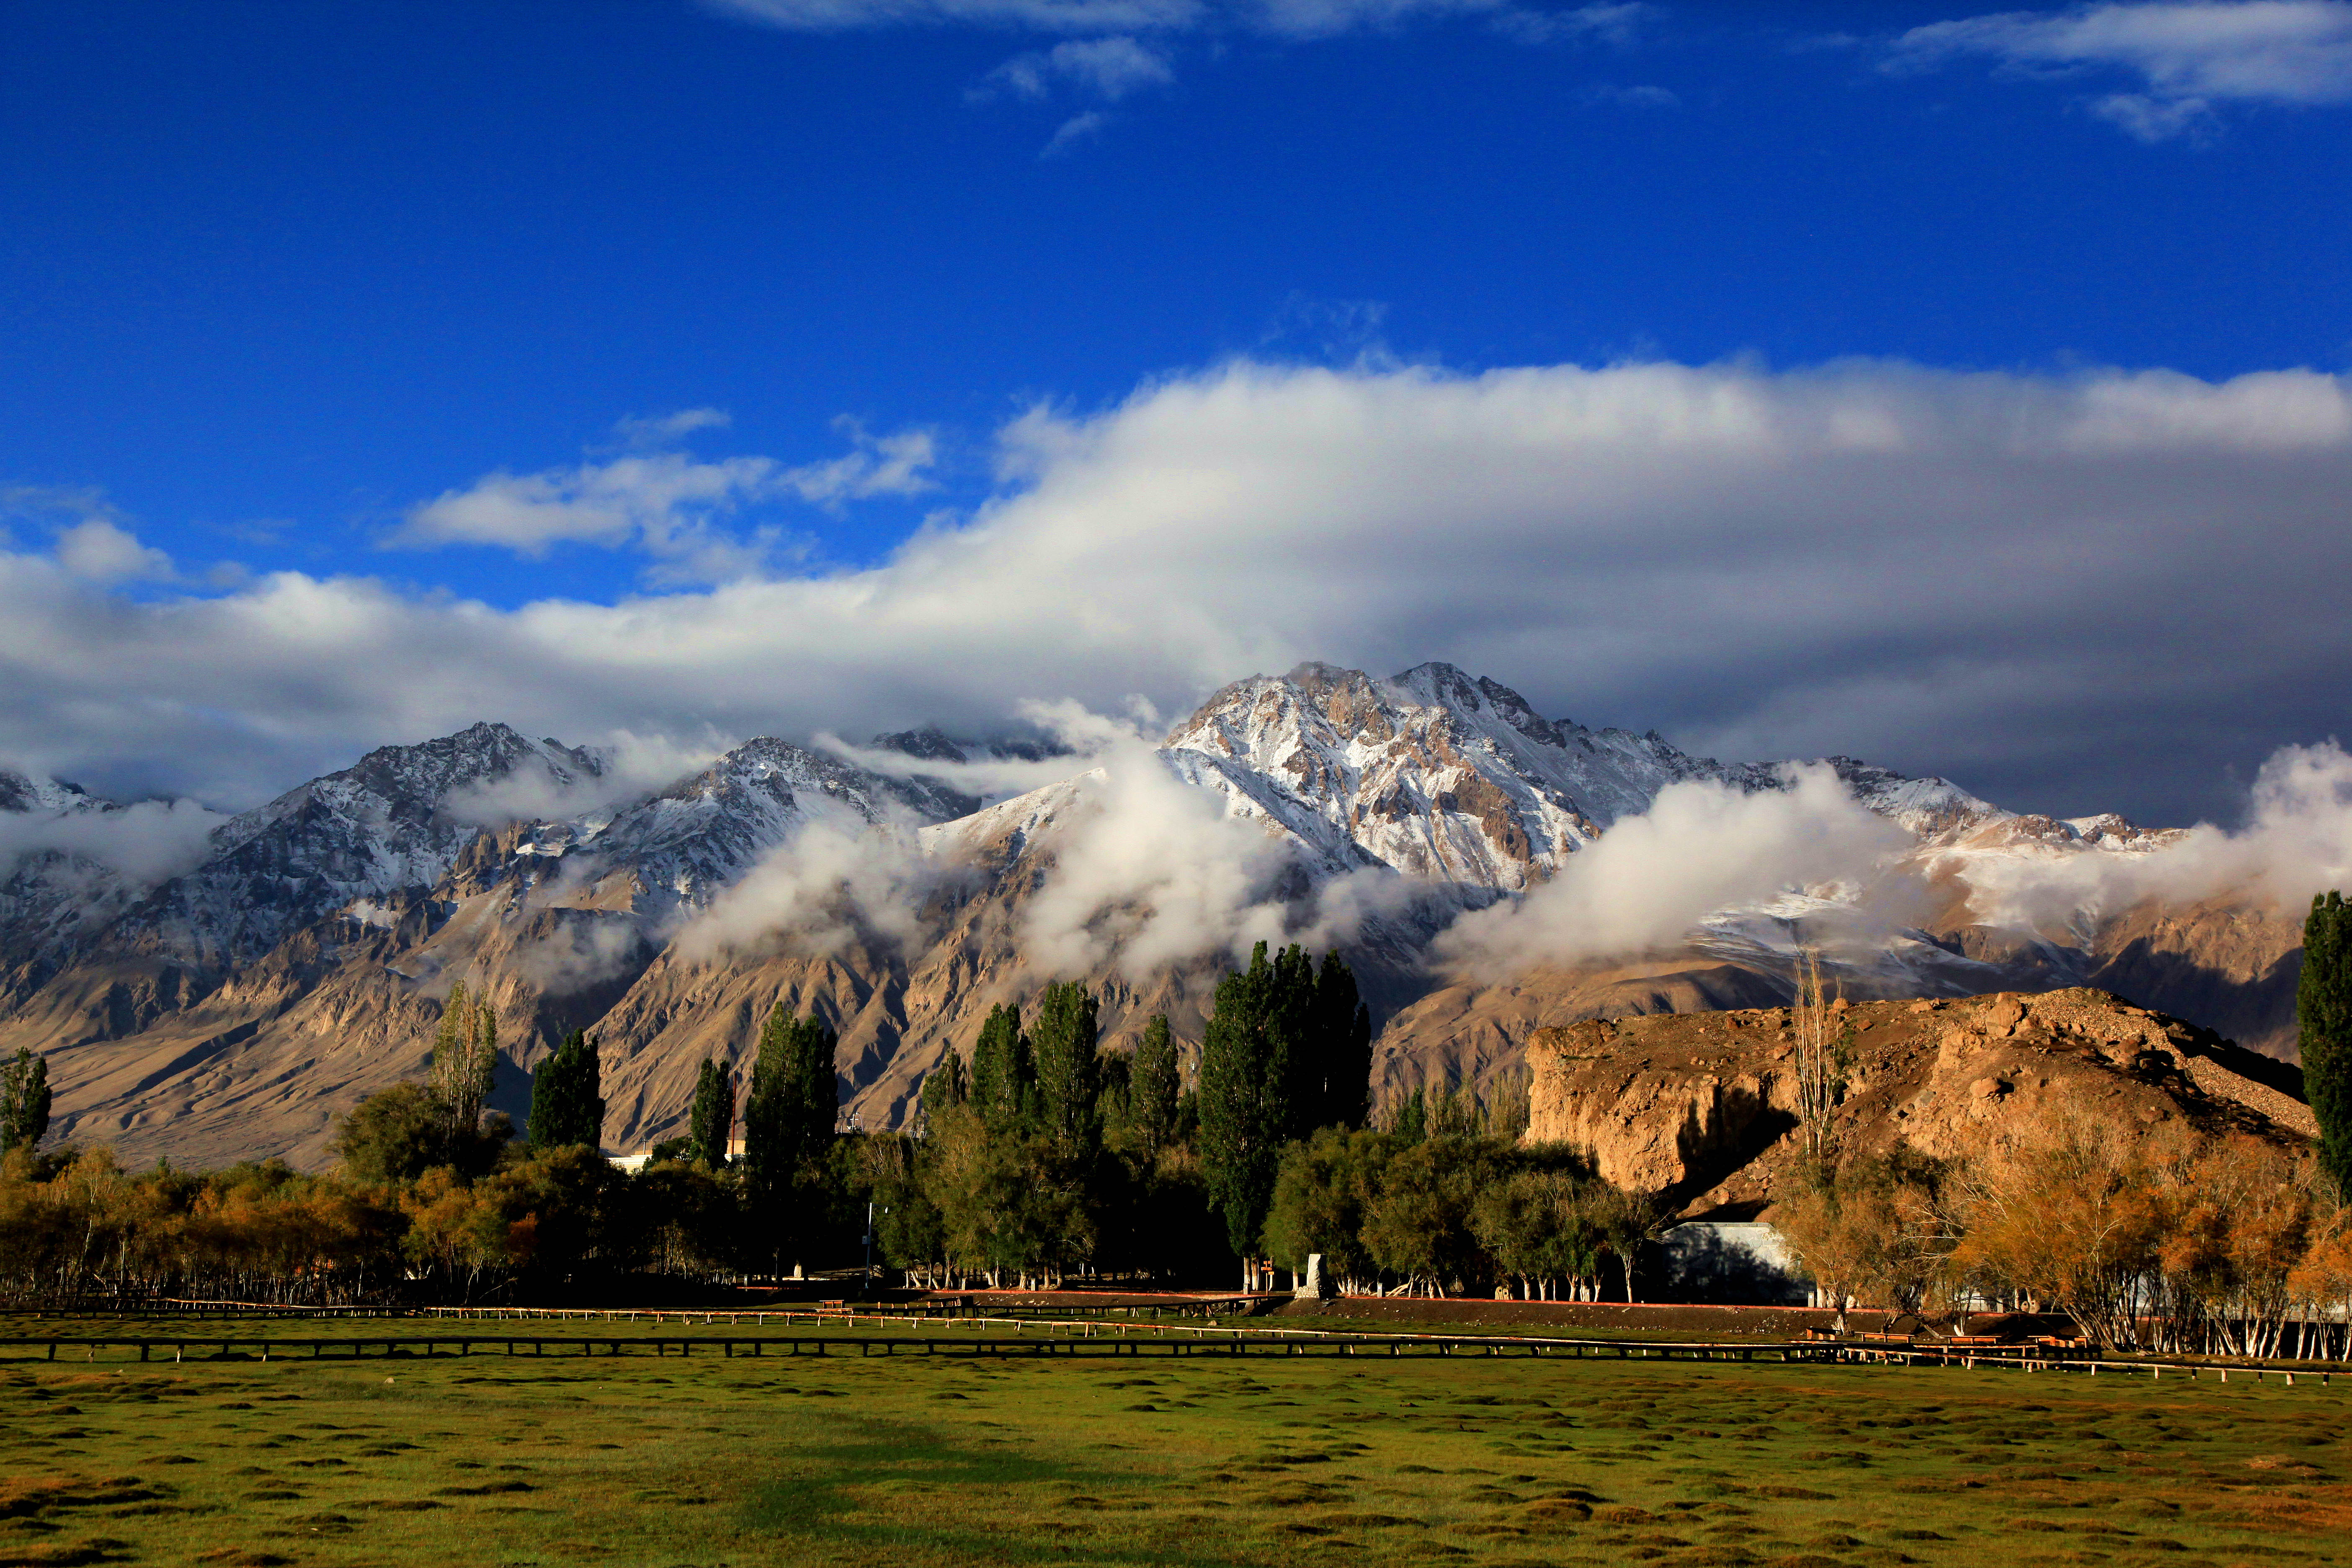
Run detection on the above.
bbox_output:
[784,425,939,506]
[1962,740,2352,924]
[442,730,732,827]
[54,518,176,584]
[2089,88,2217,134]
[708,0,1204,32]
[711,0,1634,41]
[1495,1,1653,45]
[8,356,2352,825]
[3,485,179,585]
[390,422,935,582]
[1248,0,1506,39]
[0,797,228,885]
[611,407,733,449]
[1435,766,1911,977]
[673,805,944,960]
[1042,109,1113,152]
[983,36,1175,98]
[508,917,649,994]
[1009,743,1297,977]
[1894,1,2352,138]
[813,730,1093,800]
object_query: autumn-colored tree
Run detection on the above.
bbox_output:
[1775,1150,1947,1315]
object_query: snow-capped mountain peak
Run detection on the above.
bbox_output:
[0,768,104,818]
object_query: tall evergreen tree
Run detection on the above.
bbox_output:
[1030,981,1102,1158]
[1311,952,1374,1132]
[1199,942,1288,1256]
[529,1029,604,1150]
[743,1005,841,1265]
[1265,943,1316,1141]
[1200,943,1372,1256]
[1129,1014,1181,1158]
[2301,890,2352,1202]
[0,1045,49,1157]
[688,1058,734,1169]
[967,1002,1036,1132]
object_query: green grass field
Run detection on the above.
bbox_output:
[3,1315,2344,1568]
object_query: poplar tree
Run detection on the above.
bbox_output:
[430,983,498,1140]
[688,1058,734,1168]
[1129,1014,1180,1158]
[1311,953,1374,1132]
[919,1050,970,1126]
[743,1005,840,1266]
[1030,981,1101,1159]
[967,1002,1035,1132]
[0,1045,49,1157]
[1198,944,1377,1256]
[1199,942,1288,1255]
[529,1029,604,1150]
[2301,890,2352,1202]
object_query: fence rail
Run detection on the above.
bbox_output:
[0,1333,1829,1364]
[3,1328,2340,1385]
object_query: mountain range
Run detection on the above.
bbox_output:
[0,660,2304,1169]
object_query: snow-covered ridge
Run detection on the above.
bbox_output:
[2,662,2177,987]
[0,769,104,818]
[1149,660,2146,900]
[508,735,982,923]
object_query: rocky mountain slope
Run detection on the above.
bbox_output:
[0,660,2310,1169]
[1525,989,2314,1220]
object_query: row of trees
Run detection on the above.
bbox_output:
[0,1138,762,1306]
[1,944,1578,1303]
[1262,1126,1658,1300]
[847,947,1649,1297]
[1776,1118,2352,1357]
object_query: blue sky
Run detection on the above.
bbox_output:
[3,1,2352,821]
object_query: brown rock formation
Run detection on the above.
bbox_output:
[1524,988,2312,1218]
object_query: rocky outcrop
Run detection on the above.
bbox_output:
[1525,988,2313,1217]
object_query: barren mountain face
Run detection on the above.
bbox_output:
[0,661,2311,1170]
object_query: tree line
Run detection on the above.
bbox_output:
[0,943,1668,1305]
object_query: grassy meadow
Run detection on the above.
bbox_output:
[2,1315,2346,1568]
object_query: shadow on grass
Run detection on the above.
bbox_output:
[739,1413,1238,1566]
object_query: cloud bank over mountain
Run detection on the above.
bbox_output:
[3,356,2348,824]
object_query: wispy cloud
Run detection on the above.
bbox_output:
[714,0,1659,113]
[1890,1,2352,140]
[980,36,1175,100]
[710,0,1613,39]
[1261,294,1393,363]
[1573,80,1678,107]
[707,0,1202,33]
[1494,0,1653,46]
[610,407,733,449]
[389,420,936,583]
[1041,108,1114,153]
